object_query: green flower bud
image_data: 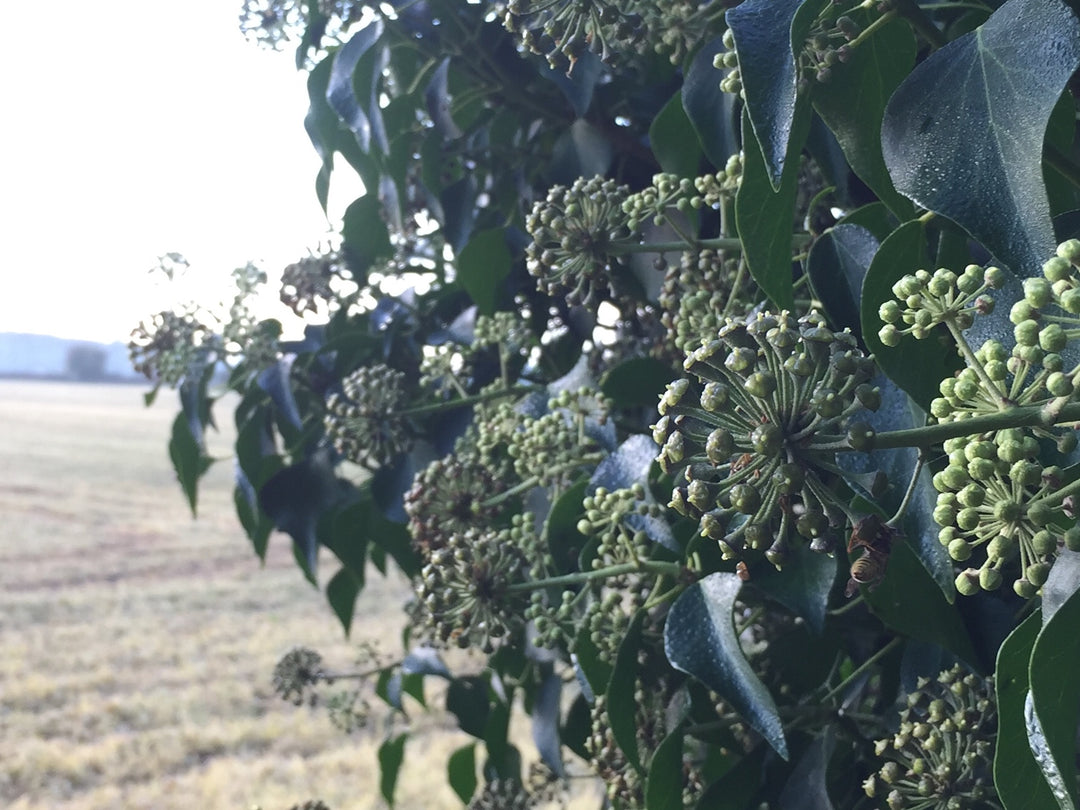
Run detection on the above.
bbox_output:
[1031,530,1056,556]
[687,479,711,511]
[1043,255,1072,282]
[1064,525,1080,551]
[987,534,1016,560]
[659,379,689,414]
[980,566,1003,591]
[1039,323,1067,353]
[1027,501,1052,527]
[706,428,735,464]
[744,370,777,399]
[965,441,995,462]
[984,265,1006,288]
[847,422,875,451]
[1047,371,1073,397]
[957,484,985,507]
[879,324,902,347]
[993,499,1022,523]
[1014,578,1038,599]
[879,300,902,324]
[1061,288,1080,314]
[729,483,761,514]
[948,537,972,561]
[955,569,980,596]
[967,457,996,481]
[772,463,805,494]
[750,423,783,456]
[1057,238,1080,263]
[1010,300,1035,324]
[940,464,969,490]
[700,382,729,411]
[1014,319,1041,347]
[956,508,981,531]
[1024,277,1052,308]
[933,503,958,526]
[930,398,953,419]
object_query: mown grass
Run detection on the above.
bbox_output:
[0,380,525,810]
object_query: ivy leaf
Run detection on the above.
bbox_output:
[645,722,687,810]
[1041,549,1080,622]
[457,228,511,316]
[549,119,612,185]
[540,49,602,118]
[664,573,789,759]
[600,356,676,409]
[447,676,490,738]
[424,57,462,140]
[650,90,704,178]
[401,646,451,679]
[448,744,478,804]
[531,663,565,777]
[378,733,408,807]
[751,544,838,635]
[805,223,879,339]
[326,20,384,152]
[572,622,612,701]
[812,18,914,218]
[881,0,1080,275]
[681,36,740,170]
[589,434,677,552]
[736,99,812,310]
[169,412,212,517]
[995,612,1055,810]
[256,357,302,433]
[607,610,646,772]
[325,566,362,636]
[726,0,807,187]
[341,193,394,275]
[861,219,961,410]
[777,731,835,810]
[546,479,589,576]
[1028,584,1080,807]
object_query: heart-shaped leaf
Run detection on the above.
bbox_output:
[806,223,879,338]
[881,0,1080,275]
[664,573,788,759]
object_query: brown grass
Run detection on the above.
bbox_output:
[0,380,524,810]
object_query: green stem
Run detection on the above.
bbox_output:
[819,637,903,703]
[866,402,1080,451]
[886,449,926,528]
[943,318,1008,406]
[1031,473,1080,509]
[844,9,898,51]
[400,385,534,417]
[891,0,946,48]
[610,234,813,256]
[505,561,684,593]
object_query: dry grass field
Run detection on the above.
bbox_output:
[0,379,527,810]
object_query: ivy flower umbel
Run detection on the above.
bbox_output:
[502,0,645,70]
[416,516,538,652]
[129,309,214,386]
[935,430,1080,599]
[525,176,638,305]
[653,311,879,566]
[404,453,510,553]
[324,364,413,469]
[863,664,1000,810]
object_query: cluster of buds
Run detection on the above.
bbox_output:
[622,161,742,231]
[222,263,279,368]
[324,364,413,469]
[129,308,215,386]
[629,0,714,66]
[863,664,999,810]
[272,646,325,706]
[287,801,331,810]
[508,388,612,487]
[797,0,881,83]
[654,311,879,566]
[577,484,663,568]
[466,779,537,810]
[501,0,645,71]
[415,515,537,652]
[715,28,744,96]
[660,249,757,354]
[525,176,638,306]
[473,311,535,355]
[404,453,509,553]
[877,264,1004,349]
[280,251,346,316]
[239,0,362,49]
[586,695,647,809]
[935,431,1080,598]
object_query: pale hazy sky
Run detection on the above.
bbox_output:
[0,1,360,343]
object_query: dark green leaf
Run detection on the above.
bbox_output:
[589,435,677,551]
[548,119,612,185]
[805,223,879,338]
[325,567,361,636]
[1028,584,1080,807]
[546,479,588,576]
[697,744,768,809]
[650,90,703,178]
[861,219,961,410]
[531,664,565,777]
[995,612,1054,810]
[600,357,677,409]
[447,676,490,738]
[735,99,812,310]
[751,544,838,634]
[664,573,788,759]
[864,540,976,663]
[837,201,897,241]
[169,412,211,517]
[448,744,478,804]
[645,723,686,810]
[378,733,407,807]
[881,0,1080,275]
[457,228,511,316]
[440,174,478,254]
[540,49,602,118]
[562,693,591,760]
[326,21,384,152]
[424,58,462,140]
[572,621,613,701]
[341,193,394,275]
[777,731,835,810]
[811,18,915,218]
[608,610,646,772]
[680,37,739,170]
[726,0,808,186]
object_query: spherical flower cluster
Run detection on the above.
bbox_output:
[502,0,645,71]
[288,801,332,810]
[653,311,879,566]
[627,0,714,65]
[877,263,1004,348]
[622,162,742,231]
[324,364,413,469]
[714,28,744,96]
[586,695,647,809]
[272,646,325,706]
[404,453,509,553]
[863,664,999,810]
[467,779,535,810]
[416,516,537,652]
[935,430,1080,598]
[508,388,612,487]
[473,311,535,355]
[129,309,214,386]
[280,252,345,316]
[577,484,662,568]
[525,176,638,305]
[659,249,757,354]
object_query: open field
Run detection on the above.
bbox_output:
[0,380,504,810]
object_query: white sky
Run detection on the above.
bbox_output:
[0,1,361,343]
